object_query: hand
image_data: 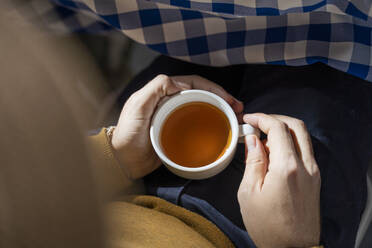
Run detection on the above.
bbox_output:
[111,74,243,179]
[238,113,321,248]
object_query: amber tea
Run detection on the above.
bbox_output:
[160,102,232,167]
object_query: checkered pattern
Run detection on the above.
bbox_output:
[39,0,372,81]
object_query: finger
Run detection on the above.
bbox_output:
[171,75,244,114]
[270,115,318,175]
[243,113,298,161]
[237,112,244,124]
[130,74,190,118]
[241,135,268,193]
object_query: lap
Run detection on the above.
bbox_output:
[118,56,372,247]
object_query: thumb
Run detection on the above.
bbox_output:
[135,75,191,117]
[143,74,191,100]
[242,135,268,192]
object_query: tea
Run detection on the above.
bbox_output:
[160,102,231,167]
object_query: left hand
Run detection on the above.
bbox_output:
[111,74,243,179]
[238,113,321,247]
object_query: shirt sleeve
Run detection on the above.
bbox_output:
[87,128,145,198]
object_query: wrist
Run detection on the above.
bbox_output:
[105,126,133,179]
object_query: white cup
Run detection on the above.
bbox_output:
[150,90,259,180]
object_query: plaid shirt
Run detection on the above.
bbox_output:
[32,0,372,82]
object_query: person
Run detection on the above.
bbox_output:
[0,72,322,248]
[109,74,322,248]
[113,55,372,248]
[0,7,323,248]
[3,2,372,248]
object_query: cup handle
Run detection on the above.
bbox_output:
[238,124,260,143]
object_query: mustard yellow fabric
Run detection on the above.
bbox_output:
[106,196,235,248]
[89,129,235,248]
[88,129,145,198]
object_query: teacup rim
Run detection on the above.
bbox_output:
[150,89,239,173]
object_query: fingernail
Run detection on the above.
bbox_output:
[243,114,257,122]
[173,80,191,89]
[246,135,256,152]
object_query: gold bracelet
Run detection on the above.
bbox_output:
[105,126,116,146]
[105,126,132,179]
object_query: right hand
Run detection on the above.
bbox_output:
[238,113,321,248]
[111,75,243,179]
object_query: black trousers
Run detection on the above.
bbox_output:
[117,56,372,247]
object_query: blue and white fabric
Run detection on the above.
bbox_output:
[33,0,372,81]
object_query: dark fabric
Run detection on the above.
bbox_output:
[152,179,256,248]
[117,56,372,248]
